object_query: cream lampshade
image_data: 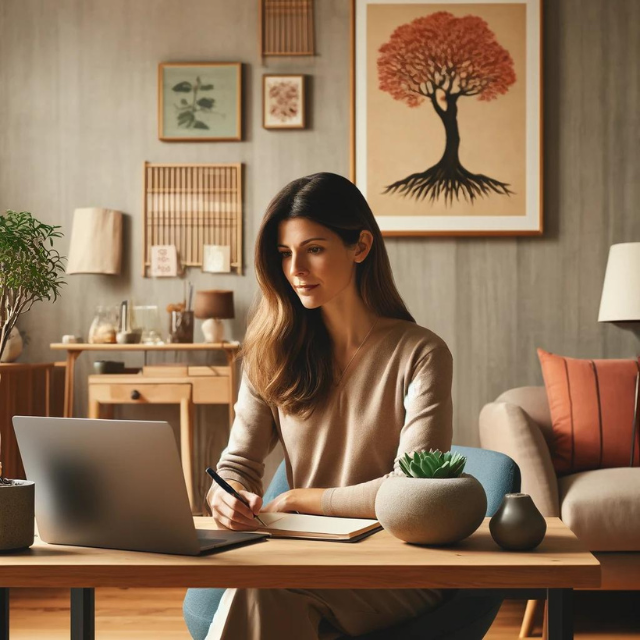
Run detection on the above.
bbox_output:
[66,208,123,275]
[598,242,640,323]
[194,290,235,343]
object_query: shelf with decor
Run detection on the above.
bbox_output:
[142,162,243,276]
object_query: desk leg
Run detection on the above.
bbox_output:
[180,398,195,512]
[64,352,81,418]
[70,588,95,640]
[547,588,573,640]
[1,588,9,640]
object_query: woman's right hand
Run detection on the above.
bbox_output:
[208,480,263,531]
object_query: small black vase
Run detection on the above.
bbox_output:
[489,493,547,551]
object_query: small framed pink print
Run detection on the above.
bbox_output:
[263,74,306,130]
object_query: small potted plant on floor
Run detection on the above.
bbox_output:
[375,449,487,545]
[0,210,66,361]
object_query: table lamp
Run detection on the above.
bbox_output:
[598,241,640,468]
[66,208,123,275]
[598,242,640,329]
[194,290,234,343]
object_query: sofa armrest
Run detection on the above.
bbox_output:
[479,401,560,516]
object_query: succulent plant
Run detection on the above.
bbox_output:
[398,449,467,479]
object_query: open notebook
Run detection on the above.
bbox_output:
[255,513,382,542]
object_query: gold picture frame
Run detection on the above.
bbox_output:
[350,0,543,236]
[158,62,242,142]
[263,74,306,130]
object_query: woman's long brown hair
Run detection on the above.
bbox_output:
[241,172,415,418]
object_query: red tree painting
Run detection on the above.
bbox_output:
[378,11,517,204]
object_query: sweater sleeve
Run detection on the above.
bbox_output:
[215,373,280,497]
[321,344,454,518]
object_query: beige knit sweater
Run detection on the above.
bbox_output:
[216,316,453,519]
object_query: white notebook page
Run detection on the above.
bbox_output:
[258,513,378,535]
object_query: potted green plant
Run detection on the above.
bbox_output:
[375,449,487,545]
[0,210,66,361]
[0,210,65,551]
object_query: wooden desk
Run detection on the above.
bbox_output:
[49,343,241,420]
[0,518,600,640]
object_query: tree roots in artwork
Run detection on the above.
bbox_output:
[384,161,513,204]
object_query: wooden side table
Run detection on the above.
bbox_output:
[49,342,241,423]
[88,366,232,513]
[0,363,64,479]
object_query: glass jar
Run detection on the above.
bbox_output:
[88,306,119,344]
[168,310,194,344]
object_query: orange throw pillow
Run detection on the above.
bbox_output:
[537,349,640,475]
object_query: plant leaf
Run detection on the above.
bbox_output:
[197,97,215,109]
[172,81,193,93]
[193,120,209,130]
[200,84,214,90]
[409,461,423,478]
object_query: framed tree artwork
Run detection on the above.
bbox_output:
[158,62,242,142]
[351,0,542,236]
[263,74,306,129]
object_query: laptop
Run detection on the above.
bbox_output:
[12,416,270,556]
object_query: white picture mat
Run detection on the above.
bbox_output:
[354,0,541,233]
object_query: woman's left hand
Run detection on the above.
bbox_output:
[261,488,326,515]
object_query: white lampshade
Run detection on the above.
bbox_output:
[66,207,123,275]
[598,242,640,322]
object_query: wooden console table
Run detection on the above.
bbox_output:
[0,363,63,479]
[50,343,242,513]
[87,366,233,512]
[49,342,241,421]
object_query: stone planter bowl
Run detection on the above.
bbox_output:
[0,480,35,551]
[375,474,487,545]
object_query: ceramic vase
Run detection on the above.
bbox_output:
[375,474,487,545]
[0,480,35,551]
[489,493,547,551]
[0,326,23,363]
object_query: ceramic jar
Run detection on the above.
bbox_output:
[375,474,487,545]
[0,480,35,551]
[0,326,23,363]
[489,493,547,551]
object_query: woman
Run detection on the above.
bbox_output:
[187,172,453,640]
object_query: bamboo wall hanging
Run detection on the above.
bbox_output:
[142,162,243,277]
[259,0,315,56]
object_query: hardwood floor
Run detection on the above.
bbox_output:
[8,588,640,638]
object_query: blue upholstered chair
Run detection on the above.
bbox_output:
[183,446,521,639]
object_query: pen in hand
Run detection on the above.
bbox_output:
[206,467,268,528]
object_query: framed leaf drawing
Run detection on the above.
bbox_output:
[351,0,542,236]
[263,74,306,129]
[158,62,242,142]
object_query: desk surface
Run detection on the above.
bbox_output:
[50,342,240,352]
[0,518,600,590]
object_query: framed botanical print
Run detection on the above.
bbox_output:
[351,0,542,236]
[263,74,306,129]
[158,62,242,142]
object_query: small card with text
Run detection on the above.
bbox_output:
[151,245,178,277]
